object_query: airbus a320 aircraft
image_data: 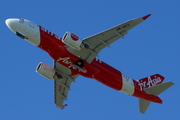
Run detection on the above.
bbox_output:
[5,14,174,113]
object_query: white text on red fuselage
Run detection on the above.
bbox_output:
[40,26,62,40]
[57,57,87,73]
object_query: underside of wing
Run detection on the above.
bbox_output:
[66,14,150,63]
[54,61,78,108]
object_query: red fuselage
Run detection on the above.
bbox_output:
[38,26,162,104]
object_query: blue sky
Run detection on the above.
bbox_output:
[0,0,179,119]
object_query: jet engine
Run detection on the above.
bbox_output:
[62,32,82,50]
[36,62,62,80]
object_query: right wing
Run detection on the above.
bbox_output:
[66,14,151,63]
[54,61,78,108]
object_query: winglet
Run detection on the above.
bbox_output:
[142,14,151,20]
[61,104,68,109]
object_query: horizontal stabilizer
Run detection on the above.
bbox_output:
[144,81,174,96]
[139,81,174,114]
[139,98,151,114]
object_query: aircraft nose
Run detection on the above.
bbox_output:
[5,18,19,32]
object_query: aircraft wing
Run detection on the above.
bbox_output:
[53,61,78,108]
[66,14,151,63]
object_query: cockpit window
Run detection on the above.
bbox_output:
[19,18,24,24]
[29,22,35,28]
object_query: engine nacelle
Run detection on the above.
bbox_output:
[36,62,56,80]
[62,32,82,50]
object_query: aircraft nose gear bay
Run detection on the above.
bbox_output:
[5,14,174,114]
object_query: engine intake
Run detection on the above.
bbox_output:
[62,32,82,50]
[36,62,56,80]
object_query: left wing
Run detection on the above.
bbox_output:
[66,14,151,63]
[54,61,78,108]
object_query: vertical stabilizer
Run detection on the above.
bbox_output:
[137,74,165,90]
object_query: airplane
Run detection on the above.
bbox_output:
[5,14,174,113]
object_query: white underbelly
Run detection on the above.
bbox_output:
[120,74,135,95]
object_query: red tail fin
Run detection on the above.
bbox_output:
[137,74,165,90]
